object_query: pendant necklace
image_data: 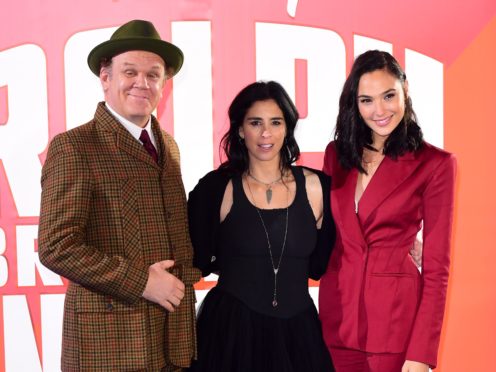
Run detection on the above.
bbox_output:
[246,176,289,307]
[247,171,282,204]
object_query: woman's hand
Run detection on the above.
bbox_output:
[409,235,423,269]
[402,360,429,372]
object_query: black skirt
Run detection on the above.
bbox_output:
[188,287,334,372]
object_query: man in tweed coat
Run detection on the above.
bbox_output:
[38,20,201,371]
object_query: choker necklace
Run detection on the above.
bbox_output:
[247,171,282,204]
[246,178,289,307]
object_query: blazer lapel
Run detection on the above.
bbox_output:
[358,151,420,224]
[332,166,368,249]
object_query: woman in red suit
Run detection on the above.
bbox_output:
[319,50,456,372]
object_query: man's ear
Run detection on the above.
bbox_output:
[100,68,110,91]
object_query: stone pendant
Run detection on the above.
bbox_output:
[266,187,272,204]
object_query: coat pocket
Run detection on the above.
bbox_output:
[75,287,148,370]
[77,311,147,370]
[364,273,420,353]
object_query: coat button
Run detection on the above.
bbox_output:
[106,302,113,311]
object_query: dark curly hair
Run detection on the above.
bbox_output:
[335,50,423,173]
[219,81,300,174]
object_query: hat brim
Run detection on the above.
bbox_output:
[87,37,184,77]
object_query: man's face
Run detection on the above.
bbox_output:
[100,50,167,128]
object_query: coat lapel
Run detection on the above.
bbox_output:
[95,102,162,170]
[357,151,420,224]
[116,130,160,169]
[151,118,168,171]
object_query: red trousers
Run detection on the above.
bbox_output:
[330,347,406,372]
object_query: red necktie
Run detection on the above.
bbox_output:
[139,129,158,163]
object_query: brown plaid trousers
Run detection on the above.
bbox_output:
[38,102,200,371]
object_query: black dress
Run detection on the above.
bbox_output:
[189,168,334,372]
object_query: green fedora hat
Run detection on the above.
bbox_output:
[87,19,184,77]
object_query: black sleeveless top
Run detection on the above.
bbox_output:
[216,167,318,319]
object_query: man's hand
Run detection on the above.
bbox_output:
[142,260,185,312]
[402,360,429,372]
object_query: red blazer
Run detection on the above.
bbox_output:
[319,141,456,368]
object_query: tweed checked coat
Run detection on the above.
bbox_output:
[38,102,201,371]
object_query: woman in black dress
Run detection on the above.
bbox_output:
[188,81,335,372]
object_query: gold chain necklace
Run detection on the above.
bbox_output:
[246,177,289,307]
[247,171,282,204]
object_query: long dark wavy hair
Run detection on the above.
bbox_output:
[335,50,423,173]
[219,81,300,174]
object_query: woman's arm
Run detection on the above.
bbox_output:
[302,167,336,280]
[188,171,230,277]
[405,152,457,368]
